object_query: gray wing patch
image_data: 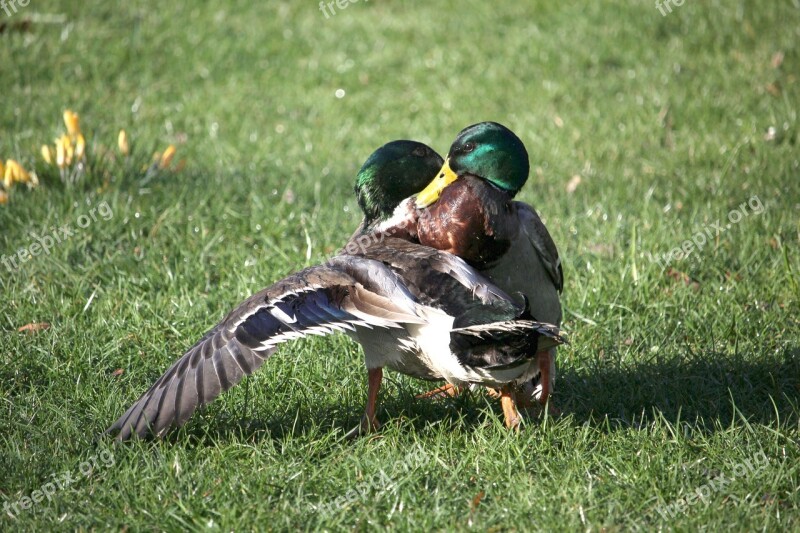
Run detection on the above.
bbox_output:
[516,203,564,292]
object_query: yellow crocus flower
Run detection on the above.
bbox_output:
[41,145,54,165]
[60,134,74,165]
[0,189,7,205]
[9,160,30,183]
[118,129,130,156]
[63,110,80,137]
[159,145,177,169]
[4,160,15,189]
[56,139,67,168]
[75,133,86,160]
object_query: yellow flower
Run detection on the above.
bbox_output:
[41,145,54,165]
[75,133,86,160]
[3,161,13,189]
[63,110,80,137]
[14,161,30,183]
[5,160,30,184]
[0,189,7,205]
[59,134,74,165]
[56,139,67,168]
[159,145,177,169]
[118,129,129,156]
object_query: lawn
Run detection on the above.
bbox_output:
[1,0,799,530]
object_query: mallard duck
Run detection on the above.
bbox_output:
[107,140,565,440]
[395,122,564,421]
[352,140,443,235]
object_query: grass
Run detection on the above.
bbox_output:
[1,0,799,530]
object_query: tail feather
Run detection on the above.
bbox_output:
[451,319,566,371]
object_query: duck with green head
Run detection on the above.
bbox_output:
[350,140,443,241]
[412,122,564,423]
[107,140,565,440]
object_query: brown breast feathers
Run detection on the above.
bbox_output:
[417,176,517,268]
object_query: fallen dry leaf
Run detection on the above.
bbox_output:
[112,368,125,377]
[665,267,701,292]
[724,271,743,282]
[766,82,781,97]
[771,51,785,69]
[18,322,50,333]
[471,490,485,510]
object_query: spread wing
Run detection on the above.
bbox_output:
[107,258,425,440]
[349,237,525,327]
[516,203,564,292]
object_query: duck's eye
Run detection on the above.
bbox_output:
[461,142,475,153]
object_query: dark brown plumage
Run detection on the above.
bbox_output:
[417,176,515,269]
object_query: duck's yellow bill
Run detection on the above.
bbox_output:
[415,158,458,208]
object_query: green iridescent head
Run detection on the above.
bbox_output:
[355,140,444,225]
[416,122,529,207]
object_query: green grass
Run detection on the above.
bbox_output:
[2,0,799,530]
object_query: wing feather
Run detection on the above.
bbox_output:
[349,237,524,327]
[516,203,564,292]
[108,258,423,440]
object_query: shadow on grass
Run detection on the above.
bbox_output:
[144,346,799,447]
[557,346,800,430]
[166,375,488,447]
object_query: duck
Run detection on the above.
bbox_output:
[107,140,566,440]
[376,123,564,424]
